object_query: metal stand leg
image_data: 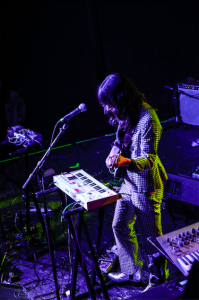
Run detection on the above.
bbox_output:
[81,216,110,300]
[64,207,96,299]
[91,206,105,284]
[37,172,60,300]
[63,206,110,300]
[19,151,46,235]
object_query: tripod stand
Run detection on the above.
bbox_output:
[22,122,70,300]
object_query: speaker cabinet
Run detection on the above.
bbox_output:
[177,81,199,126]
[164,173,199,220]
[128,276,186,299]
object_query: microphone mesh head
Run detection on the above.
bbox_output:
[79,103,87,112]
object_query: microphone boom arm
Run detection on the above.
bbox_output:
[22,122,69,189]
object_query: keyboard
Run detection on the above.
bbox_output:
[53,169,119,210]
[156,222,199,276]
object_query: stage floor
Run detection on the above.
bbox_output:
[0,131,198,299]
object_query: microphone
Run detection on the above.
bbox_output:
[58,103,87,124]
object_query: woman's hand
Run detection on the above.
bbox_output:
[106,154,131,170]
[106,154,119,169]
[106,146,120,169]
[106,145,131,169]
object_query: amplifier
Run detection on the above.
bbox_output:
[164,173,199,220]
[164,173,199,206]
[177,79,199,126]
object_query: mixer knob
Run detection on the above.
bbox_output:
[192,228,196,233]
[167,238,170,242]
[178,234,181,238]
[172,246,179,251]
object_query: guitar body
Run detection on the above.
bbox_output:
[113,165,126,181]
[113,148,130,181]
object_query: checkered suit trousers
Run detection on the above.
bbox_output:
[112,182,163,275]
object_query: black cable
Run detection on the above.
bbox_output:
[33,139,43,152]
[99,238,115,256]
[13,283,33,300]
[11,253,40,284]
[14,291,29,300]
[175,150,199,171]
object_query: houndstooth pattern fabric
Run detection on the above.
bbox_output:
[112,187,163,275]
[120,102,167,194]
[112,102,167,275]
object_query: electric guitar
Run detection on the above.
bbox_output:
[109,128,135,181]
[111,148,130,180]
[110,127,135,180]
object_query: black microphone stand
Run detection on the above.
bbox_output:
[22,122,69,300]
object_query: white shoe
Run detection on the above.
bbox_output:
[142,274,158,292]
[107,270,142,283]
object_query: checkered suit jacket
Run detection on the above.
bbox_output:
[119,102,168,193]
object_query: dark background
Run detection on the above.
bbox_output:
[1,0,199,146]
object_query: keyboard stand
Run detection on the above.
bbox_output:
[63,205,110,300]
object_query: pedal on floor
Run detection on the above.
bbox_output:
[98,245,118,278]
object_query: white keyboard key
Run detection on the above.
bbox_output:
[186,254,195,263]
[177,257,192,273]
[191,252,199,261]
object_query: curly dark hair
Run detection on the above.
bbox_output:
[97,73,147,129]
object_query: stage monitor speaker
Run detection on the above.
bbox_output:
[177,79,199,126]
[128,275,186,299]
[129,262,199,300]
[164,173,199,220]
